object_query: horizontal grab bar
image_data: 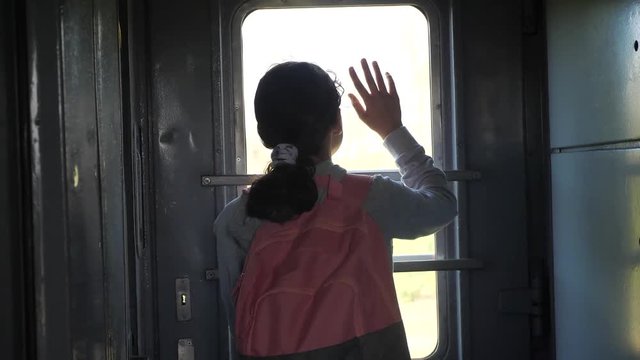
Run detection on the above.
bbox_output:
[201,170,481,186]
[393,258,483,272]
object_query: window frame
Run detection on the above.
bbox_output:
[222,1,466,359]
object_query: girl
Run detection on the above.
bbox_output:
[215,59,457,359]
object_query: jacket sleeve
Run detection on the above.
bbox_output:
[214,194,261,360]
[214,196,245,357]
[364,126,458,240]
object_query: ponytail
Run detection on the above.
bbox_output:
[246,156,317,223]
[245,61,342,223]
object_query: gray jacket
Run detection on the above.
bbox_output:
[214,126,458,358]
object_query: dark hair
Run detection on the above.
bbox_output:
[246,62,342,223]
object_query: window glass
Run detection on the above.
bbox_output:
[242,6,431,173]
[242,6,434,257]
[394,271,439,358]
[394,234,435,257]
[241,7,438,357]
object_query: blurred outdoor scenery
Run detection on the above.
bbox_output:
[242,6,438,358]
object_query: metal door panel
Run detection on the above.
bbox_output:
[460,0,532,358]
[25,0,130,358]
[26,0,74,357]
[547,0,640,148]
[146,0,220,358]
[552,149,640,360]
[60,0,129,356]
[144,1,540,359]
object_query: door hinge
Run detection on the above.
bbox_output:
[499,274,546,337]
[498,288,541,315]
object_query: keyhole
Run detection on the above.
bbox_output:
[635,40,639,52]
[181,293,187,305]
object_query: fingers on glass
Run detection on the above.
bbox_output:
[386,72,398,98]
[351,59,396,99]
[349,66,369,99]
[348,93,366,118]
[360,58,378,94]
[372,61,387,93]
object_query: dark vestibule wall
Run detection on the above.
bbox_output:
[3,0,555,359]
[547,1,640,359]
[460,0,545,358]
[16,0,130,358]
[0,0,27,358]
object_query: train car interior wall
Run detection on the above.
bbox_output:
[1,0,639,359]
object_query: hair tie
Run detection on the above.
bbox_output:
[271,144,298,165]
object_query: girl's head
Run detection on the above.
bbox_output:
[246,62,343,223]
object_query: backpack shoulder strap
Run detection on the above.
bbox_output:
[340,174,373,206]
[315,174,372,205]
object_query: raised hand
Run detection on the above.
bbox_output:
[348,59,402,139]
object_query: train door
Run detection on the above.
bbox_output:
[216,4,467,359]
[133,0,542,359]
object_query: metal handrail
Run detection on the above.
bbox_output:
[201,170,481,186]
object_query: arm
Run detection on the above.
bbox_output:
[214,197,245,335]
[214,194,261,360]
[348,59,457,239]
[367,126,457,239]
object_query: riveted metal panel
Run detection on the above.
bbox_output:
[547,0,640,148]
[552,149,640,360]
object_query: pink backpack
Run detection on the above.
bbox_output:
[234,175,409,359]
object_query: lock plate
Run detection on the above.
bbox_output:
[178,338,194,360]
[175,278,192,321]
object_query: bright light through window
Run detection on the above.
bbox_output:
[241,6,437,358]
[242,6,431,173]
[394,271,439,358]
